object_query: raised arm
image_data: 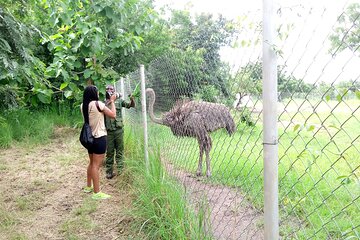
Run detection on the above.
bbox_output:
[103,94,117,118]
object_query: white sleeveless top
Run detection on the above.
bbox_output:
[81,101,106,138]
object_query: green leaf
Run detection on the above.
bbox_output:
[328,124,340,130]
[49,33,63,40]
[94,27,103,33]
[105,6,115,19]
[336,175,348,180]
[68,33,76,39]
[325,95,331,101]
[293,124,301,132]
[84,69,93,79]
[60,82,68,90]
[55,68,62,78]
[336,94,342,102]
[93,4,103,13]
[131,82,141,98]
[72,38,84,52]
[307,125,315,131]
[355,90,360,100]
[37,93,51,104]
[61,70,69,80]
[64,90,73,98]
[341,177,351,185]
[74,60,82,68]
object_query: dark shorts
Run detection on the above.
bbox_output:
[87,136,107,154]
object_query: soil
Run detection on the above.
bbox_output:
[0,127,262,239]
[0,127,135,240]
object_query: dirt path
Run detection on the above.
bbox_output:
[164,161,264,240]
[0,127,134,240]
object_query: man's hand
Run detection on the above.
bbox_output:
[110,94,117,102]
[129,95,135,108]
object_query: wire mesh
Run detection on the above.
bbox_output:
[118,1,359,239]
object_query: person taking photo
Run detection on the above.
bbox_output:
[81,85,116,200]
[104,84,135,179]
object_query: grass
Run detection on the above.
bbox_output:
[0,103,81,148]
[3,97,356,238]
[0,103,208,239]
[123,128,212,239]
[143,98,360,239]
[60,198,98,238]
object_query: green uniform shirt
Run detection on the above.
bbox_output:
[105,99,132,131]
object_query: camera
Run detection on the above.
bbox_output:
[106,91,121,99]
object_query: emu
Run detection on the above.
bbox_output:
[146,88,236,177]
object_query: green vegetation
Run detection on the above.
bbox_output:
[147,99,360,239]
[1,0,359,239]
[124,128,212,239]
[0,103,80,148]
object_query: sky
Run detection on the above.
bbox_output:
[154,0,360,84]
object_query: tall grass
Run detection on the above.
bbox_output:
[0,103,81,148]
[124,128,212,239]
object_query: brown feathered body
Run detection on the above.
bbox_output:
[163,100,236,137]
[146,88,236,177]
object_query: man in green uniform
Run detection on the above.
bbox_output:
[104,85,135,179]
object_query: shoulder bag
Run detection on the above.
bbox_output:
[80,101,102,149]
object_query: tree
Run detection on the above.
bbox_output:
[0,6,48,108]
[106,15,172,75]
[169,10,237,98]
[41,0,157,103]
[329,3,360,55]
[232,61,312,101]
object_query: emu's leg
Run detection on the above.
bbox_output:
[196,142,204,176]
[205,135,212,178]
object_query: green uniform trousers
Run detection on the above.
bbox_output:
[105,128,124,174]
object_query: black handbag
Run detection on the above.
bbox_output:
[80,122,94,149]
[79,101,102,149]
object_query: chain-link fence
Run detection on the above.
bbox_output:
[118,1,359,239]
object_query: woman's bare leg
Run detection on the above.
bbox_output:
[91,153,105,193]
[87,154,93,188]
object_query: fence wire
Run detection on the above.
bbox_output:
[119,1,359,239]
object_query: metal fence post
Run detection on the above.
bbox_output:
[120,77,125,119]
[140,64,149,171]
[263,0,279,239]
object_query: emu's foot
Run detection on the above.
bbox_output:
[196,171,202,177]
[206,171,211,178]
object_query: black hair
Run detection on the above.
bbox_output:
[82,85,99,123]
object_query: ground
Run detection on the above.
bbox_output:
[0,127,262,239]
[164,161,263,240]
[0,127,136,240]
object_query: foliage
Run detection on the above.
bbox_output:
[329,3,360,56]
[239,107,255,126]
[40,0,157,103]
[146,47,205,109]
[193,85,221,103]
[170,10,237,97]
[232,61,312,100]
[0,7,48,107]
[106,15,173,75]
